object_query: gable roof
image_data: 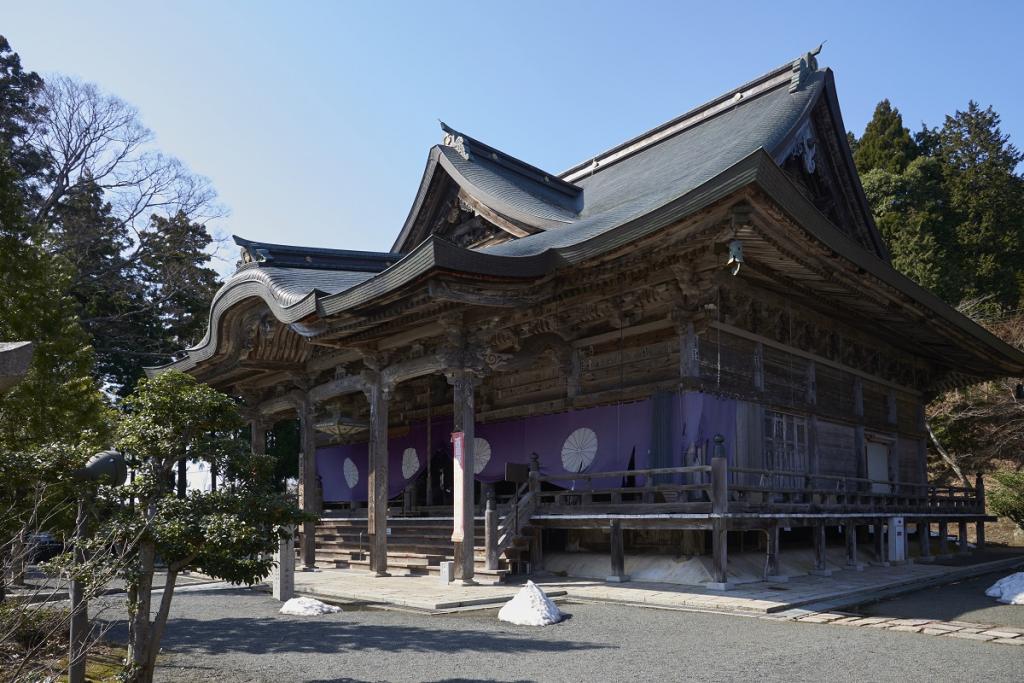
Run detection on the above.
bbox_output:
[393,50,886,260]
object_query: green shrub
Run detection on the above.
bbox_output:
[990,470,1024,531]
[0,602,67,651]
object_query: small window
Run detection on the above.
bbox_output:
[763,410,808,473]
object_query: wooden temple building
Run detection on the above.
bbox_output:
[151,49,1024,588]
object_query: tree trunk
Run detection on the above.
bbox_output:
[145,569,178,677]
[925,421,970,488]
[127,541,156,682]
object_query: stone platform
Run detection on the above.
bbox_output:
[285,550,1024,615]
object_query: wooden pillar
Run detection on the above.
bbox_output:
[975,474,986,550]
[607,519,629,582]
[937,520,951,558]
[844,522,862,569]
[364,379,391,577]
[297,400,318,570]
[711,522,728,587]
[765,526,782,580]
[448,369,479,584]
[709,450,729,589]
[484,493,498,571]
[917,520,932,562]
[530,527,543,573]
[957,520,970,555]
[810,523,831,576]
[250,418,268,455]
[872,520,888,566]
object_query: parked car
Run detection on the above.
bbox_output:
[28,532,64,563]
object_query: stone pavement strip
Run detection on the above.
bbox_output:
[790,611,1024,646]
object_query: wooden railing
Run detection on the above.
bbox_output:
[530,459,984,517]
[485,482,537,570]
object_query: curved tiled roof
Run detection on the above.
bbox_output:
[148,53,1024,381]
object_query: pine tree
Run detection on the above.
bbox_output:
[853,100,919,174]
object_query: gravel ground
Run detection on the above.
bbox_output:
[91,584,1024,683]
[856,570,1024,627]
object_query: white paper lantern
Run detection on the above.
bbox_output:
[402,447,420,480]
[343,457,359,488]
[473,437,491,474]
[561,427,598,473]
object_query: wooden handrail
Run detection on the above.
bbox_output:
[537,465,711,483]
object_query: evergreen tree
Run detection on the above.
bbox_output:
[137,211,221,371]
[936,101,1024,309]
[853,100,918,174]
[861,157,961,301]
[48,178,151,390]
[0,35,44,184]
[0,145,110,451]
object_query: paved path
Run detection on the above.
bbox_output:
[94,586,1024,683]
[854,570,1024,628]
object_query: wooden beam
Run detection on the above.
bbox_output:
[710,321,921,395]
[382,356,445,387]
[309,374,366,403]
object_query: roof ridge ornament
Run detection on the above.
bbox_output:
[789,43,824,93]
[441,125,470,160]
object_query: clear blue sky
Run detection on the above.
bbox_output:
[6,1,1023,274]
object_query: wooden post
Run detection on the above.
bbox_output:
[365,379,391,577]
[711,521,728,588]
[871,520,888,566]
[975,474,986,550]
[297,400,318,571]
[530,527,543,573]
[710,454,728,516]
[810,523,831,576]
[844,522,862,569]
[425,382,433,506]
[484,493,498,571]
[448,369,479,584]
[607,519,629,582]
[271,525,296,601]
[957,520,970,555]
[937,520,951,558]
[68,499,87,683]
[917,520,932,562]
[765,526,783,580]
[176,458,187,499]
[529,452,540,494]
[709,439,729,589]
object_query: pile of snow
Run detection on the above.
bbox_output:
[498,581,563,626]
[279,596,343,616]
[985,572,1024,605]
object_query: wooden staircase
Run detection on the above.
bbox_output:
[308,516,522,584]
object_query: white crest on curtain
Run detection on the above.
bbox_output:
[473,437,491,474]
[561,427,598,473]
[402,447,420,479]
[343,457,359,488]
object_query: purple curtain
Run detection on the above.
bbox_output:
[315,391,739,503]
